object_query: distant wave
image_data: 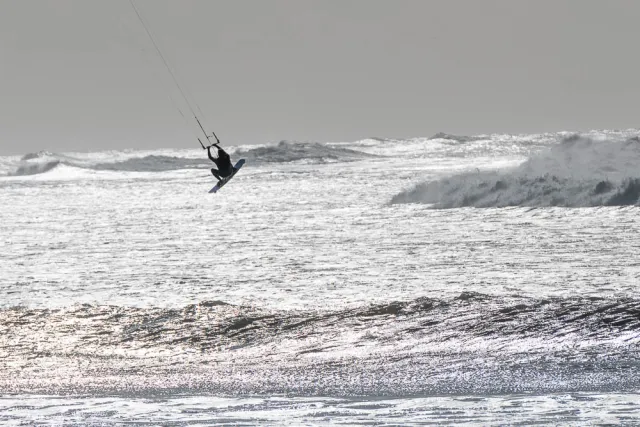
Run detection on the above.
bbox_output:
[6,142,374,176]
[20,150,54,161]
[8,154,210,176]
[428,132,489,143]
[392,135,640,207]
[10,151,75,176]
[235,140,377,164]
[92,155,208,172]
[12,160,63,176]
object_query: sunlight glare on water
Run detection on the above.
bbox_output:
[2,131,640,424]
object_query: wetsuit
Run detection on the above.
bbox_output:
[208,145,234,180]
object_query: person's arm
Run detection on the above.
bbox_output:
[207,146,216,162]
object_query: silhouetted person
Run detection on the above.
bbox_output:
[208,144,234,181]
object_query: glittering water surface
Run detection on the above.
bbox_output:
[2,393,640,426]
[3,131,640,424]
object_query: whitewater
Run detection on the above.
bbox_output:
[2,130,640,425]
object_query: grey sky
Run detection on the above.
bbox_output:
[0,0,639,155]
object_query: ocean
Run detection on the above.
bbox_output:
[2,130,640,425]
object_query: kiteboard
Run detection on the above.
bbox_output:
[209,159,245,193]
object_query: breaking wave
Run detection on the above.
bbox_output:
[12,160,63,176]
[392,135,640,207]
[235,140,377,164]
[20,150,54,161]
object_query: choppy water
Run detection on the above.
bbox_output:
[2,130,640,424]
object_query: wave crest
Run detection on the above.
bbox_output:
[12,160,62,176]
[429,132,488,143]
[8,154,210,176]
[235,140,376,164]
[4,294,640,394]
[392,135,640,207]
[92,155,208,172]
[20,151,54,161]
[3,293,640,355]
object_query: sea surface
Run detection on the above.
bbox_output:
[2,130,640,425]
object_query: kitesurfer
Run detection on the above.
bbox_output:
[208,144,234,181]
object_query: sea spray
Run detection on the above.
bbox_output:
[392,135,640,207]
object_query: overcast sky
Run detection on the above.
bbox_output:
[0,0,639,155]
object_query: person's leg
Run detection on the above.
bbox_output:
[218,166,233,178]
[213,158,225,170]
[210,168,221,180]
